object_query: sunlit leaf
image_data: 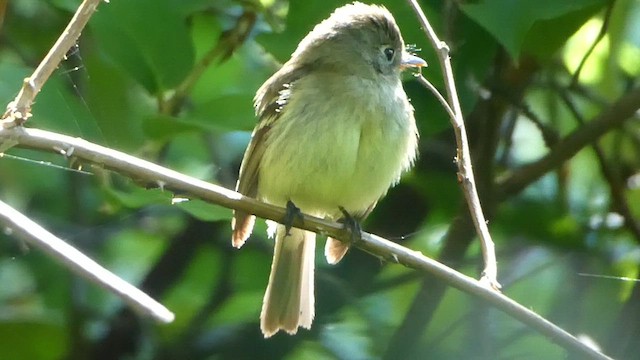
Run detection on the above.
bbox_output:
[173,198,232,221]
[460,0,607,59]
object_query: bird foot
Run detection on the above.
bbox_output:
[338,206,362,244]
[284,200,303,236]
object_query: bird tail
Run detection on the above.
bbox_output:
[260,224,315,337]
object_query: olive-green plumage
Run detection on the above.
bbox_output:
[232,2,425,337]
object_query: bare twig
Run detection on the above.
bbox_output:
[0,126,611,360]
[0,199,174,323]
[570,1,615,87]
[1,0,103,127]
[406,0,499,289]
[415,74,455,119]
[501,93,560,148]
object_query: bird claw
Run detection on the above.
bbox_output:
[284,200,303,236]
[338,206,362,244]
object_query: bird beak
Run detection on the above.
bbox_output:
[401,53,427,70]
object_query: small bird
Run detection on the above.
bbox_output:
[232,2,425,337]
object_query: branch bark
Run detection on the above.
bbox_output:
[1,0,103,127]
[0,126,611,360]
[0,198,174,323]
[496,87,640,198]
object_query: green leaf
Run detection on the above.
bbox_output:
[101,229,167,284]
[173,198,231,221]
[79,57,146,150]
[106,188,230,221]
[523,3,607,61]
[90,0,195,93]
[160,246,223,337]
[191,94,257,131]
[142,115,210,142]
[35,75,107,144]
[0,61,104,142]
[49,0,81,12]
[188,16,273,130]
[319,312,375,360]
[106,188,171,208]
[189,42,273,129]
[459,0,607,60]
[0,63,30,107]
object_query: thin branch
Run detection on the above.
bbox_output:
[0,198,174,323]
[497,87,640,198]
[415,74,455,119]
[501,92,560,148]
[0,126,611,360]
[406,0,499,289]
[570,1,615,87]
[1,0,103,127]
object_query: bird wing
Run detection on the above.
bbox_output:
[231,62,311,248]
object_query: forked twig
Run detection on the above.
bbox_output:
[0,0,175,323]
[406,0,499,289]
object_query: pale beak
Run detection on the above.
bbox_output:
[401,53,427,69]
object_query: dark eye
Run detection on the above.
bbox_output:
[383,47,395,62]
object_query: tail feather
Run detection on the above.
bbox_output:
[325,237,350,265]
[260,225,315,337]
[231,211,255,248]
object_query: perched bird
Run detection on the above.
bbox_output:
[232,2,425,337]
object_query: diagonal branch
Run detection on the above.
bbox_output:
[0,126,611,360]
[1,0,103,127]
[0,198,174,323]
[570,1,615,87]
[497,87,640,198]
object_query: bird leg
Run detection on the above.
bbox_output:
[284,200,304,236]
[338,206,362,244]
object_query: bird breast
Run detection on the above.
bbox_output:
[257,72,418,219]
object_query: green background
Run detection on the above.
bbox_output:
[1,0,638,359]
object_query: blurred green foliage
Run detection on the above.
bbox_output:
[1,0,639,359]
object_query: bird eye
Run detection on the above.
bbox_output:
[383,47,395,62]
